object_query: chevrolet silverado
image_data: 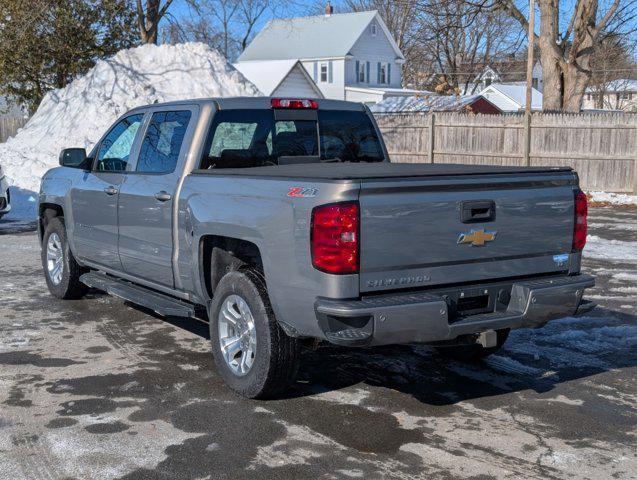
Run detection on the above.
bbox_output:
[39,97,594,398]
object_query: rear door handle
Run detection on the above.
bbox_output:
[154,191,172,202]
[104,186,118,196]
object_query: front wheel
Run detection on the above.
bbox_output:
[435,329,510,362]
[209,269,300,399]
[41,217,88,300]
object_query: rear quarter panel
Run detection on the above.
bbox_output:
[178,173,360,338]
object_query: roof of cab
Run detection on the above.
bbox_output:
[127,96,366,113]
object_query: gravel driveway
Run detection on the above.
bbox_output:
[0,207,635,479]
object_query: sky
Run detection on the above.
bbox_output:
[167,0,330,24]
[166,0,346,33]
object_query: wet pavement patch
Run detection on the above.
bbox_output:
[0,351,84,368]
[85,346,111,354]
[85,421,130,434]
[45,417,79,429]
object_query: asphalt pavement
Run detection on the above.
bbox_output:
[0,208,635,479]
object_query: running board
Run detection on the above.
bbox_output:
[80,272,197,318]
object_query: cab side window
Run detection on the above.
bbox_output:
[136,111,192,174]
[96,114,144,172]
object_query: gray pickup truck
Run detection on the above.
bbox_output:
[39,97,594,398]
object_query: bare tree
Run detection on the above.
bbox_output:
[136,0,174,44]
[587,38,637,108]
[237,0,272,51]
[423,0,523,94]
[181,0,289,60]
[345,0,522,91]
[496,0,637,111]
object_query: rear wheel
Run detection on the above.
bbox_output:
[435,329,510,362]
[209,269,300,398]
[41,217,88,300]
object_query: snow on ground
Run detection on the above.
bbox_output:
[587,191,637,207]
[0,42,260,219]
[585,235,637,263]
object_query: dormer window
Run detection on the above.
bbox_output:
[370,23,377,36]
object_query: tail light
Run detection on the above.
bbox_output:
[271,98,318,109]
[573,191,588,251]
[311,202,359,274]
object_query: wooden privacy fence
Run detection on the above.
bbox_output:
[0,116,27,143]
[374,112,637,193]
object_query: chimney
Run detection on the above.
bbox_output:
[325,1,333,16]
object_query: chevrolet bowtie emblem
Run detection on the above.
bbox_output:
[457,229,497,247]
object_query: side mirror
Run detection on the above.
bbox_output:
[59,148,88,168]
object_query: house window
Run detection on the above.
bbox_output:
[379,63,388,84]
[358,62,366,82]
[320,63,328,82]
[619,91,631,100]
[371,23,377,36]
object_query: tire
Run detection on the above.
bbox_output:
[41,217,88,300]
[209,268,300,399]
[435,329,510,362]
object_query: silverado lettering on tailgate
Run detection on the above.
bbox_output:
[367,275,432,289]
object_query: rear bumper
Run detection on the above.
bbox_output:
[315,274,595,346]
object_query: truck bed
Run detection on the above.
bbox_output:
[193,162,572,180]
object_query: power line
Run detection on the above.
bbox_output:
[409,67,637,75]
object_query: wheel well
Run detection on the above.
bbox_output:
[200,235,263,299]
[39,203,64,242]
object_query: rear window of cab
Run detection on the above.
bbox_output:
[199,109,385,169]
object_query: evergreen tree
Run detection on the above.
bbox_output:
[0,0,137,113]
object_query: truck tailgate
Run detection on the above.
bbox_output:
[359,171,577,292]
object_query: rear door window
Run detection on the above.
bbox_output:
[136,111,192,174]
[200,110,273,169]
[96,114,144,172]
[209,121,259,157]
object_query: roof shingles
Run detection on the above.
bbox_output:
[237,11,378,62]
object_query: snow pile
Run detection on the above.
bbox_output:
[0,42,260,219]
[587,191,637,207]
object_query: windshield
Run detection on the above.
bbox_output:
[200,109,385,169]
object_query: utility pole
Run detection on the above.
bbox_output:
[524,0,536,166]
[525,0,535,115]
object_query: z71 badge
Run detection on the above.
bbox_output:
[287,187,318,198]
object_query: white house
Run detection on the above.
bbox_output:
[236,6,422,103]
[476,63,543,93]
[480,83,543,112]
[233,59,323,98]
[582,79,637,112]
